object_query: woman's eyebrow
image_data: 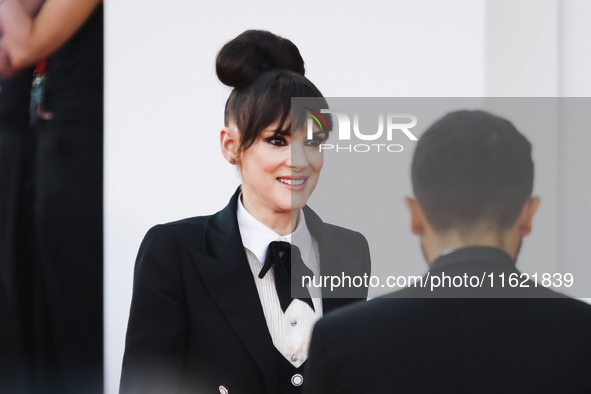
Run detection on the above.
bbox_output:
[311,130,329,140]
[270,128,290,136]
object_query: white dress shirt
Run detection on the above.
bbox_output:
[237,197,322,367]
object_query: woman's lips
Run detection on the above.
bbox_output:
[277,176,307,191]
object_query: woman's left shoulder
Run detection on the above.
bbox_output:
[322,222,367,244]
[304,207,369,257]
[304,206,367,243]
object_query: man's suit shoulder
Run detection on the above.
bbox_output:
[318,290,591,334]
[317,297,395,333]
[538,296,591,323]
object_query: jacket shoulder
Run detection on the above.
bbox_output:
[143,215,212,250]
[161,215,211,231]
[323,222,366,241]
[320,222,370,257]
[322,222,370,262]
[303,206,368,244]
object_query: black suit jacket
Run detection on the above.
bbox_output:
[119,188,371,394]
[305,247,591,393]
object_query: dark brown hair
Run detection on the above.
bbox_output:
[216,30,331,154]
[411,110,534,231]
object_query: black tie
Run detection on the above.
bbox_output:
[258,241,315,312]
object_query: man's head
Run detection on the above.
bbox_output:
[405,110,539,263]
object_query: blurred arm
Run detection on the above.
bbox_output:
[0,0,101,70]
[20,0,46,16]
[0,0,44,77]
[0,43,17,79]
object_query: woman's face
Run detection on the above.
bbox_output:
[238,120,326,216]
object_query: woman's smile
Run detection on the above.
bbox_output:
[277,176,308,190]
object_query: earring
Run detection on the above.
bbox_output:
[230,158,236,165]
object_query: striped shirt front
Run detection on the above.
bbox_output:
[237,197,322,367]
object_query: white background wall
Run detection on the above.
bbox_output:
[105,1,590,392]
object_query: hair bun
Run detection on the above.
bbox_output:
[216,30,305,90]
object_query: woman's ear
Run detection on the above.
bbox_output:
[220,126,239,165]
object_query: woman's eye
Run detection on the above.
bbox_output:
[266,136,288,146]
[305,136,327,147]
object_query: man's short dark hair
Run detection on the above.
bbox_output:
[411,110,534,231]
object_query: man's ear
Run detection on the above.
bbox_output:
[515,196,540,237]
[405,197,427,236]
[220,127,238,165]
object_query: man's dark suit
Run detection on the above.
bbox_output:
[119,188,371,394]
[305,247,591,393]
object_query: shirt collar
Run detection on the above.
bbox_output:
[237,195,312,265]
[430,246,516,273]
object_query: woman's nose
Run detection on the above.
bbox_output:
[287,142,308,169]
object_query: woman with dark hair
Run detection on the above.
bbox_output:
[120,30,370,394]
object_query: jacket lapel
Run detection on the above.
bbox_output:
[188,188,278,393]
[303,206,365,314]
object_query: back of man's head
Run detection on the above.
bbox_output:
[411,110,534,233]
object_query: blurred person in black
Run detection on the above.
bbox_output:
[0,0,103,392]
[1,2,40,393]
[0,282,26,393]
[0,68,34,394]
[0,68,34,340]
[305,110,591,393]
